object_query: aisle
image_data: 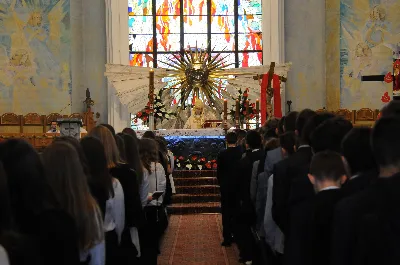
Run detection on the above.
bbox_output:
[158,215,241,265]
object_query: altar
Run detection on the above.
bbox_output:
[136,129,226,169]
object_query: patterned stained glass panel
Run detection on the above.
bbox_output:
[238,33,262,51]
[128,0,152,15]
[211,52,236,69]
[157,54,177,69]
[238,0,262,15]
[211,34,235,51]
[183,0,207,15]
[183,16,207,33]
[157,34,181,51]
[183,34,208,49]
[129,16,153,34]
[239,52,262,67]
[156,0,180,16]
[156,16,181,34]
[211,16,235,33]
[130,53,154,67]
[129,35,154,52]
[212,0,235,15]
[238,14,262,33]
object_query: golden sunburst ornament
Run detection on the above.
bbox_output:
[158,46,234,112]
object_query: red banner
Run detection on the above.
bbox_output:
[260,74,282,124]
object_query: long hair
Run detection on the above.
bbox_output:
[115,134,126,162]
[0,139,56,223]
[119,133,144,184]
[80,137,114,215]
[42,141,103,251]
[54,136,91,176]
[0,161,11,231]
[122,127,139,142]
[139,138,159,173]
[89,125,122,168]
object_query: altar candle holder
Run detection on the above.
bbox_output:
[256,99,260,129]
[149,69,155,130]
[235,99,240,129]
[246,99,250,130]
[223,99,228,133]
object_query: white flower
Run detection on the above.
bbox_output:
[161,108,166,112]
[198,165,203,170]
[165,114,170,119]
[186,164,193,169]
[177,163,181,167]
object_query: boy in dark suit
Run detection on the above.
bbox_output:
[217,132,243,246]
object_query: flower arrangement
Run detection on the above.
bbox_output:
[175,155,218,170]
[134,91,177,124]
[228,88,258,124]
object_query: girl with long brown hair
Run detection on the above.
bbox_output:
[89,125,143,263]
[42,141,104,265]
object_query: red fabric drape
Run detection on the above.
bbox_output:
[260,74,282,124]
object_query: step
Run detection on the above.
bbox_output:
[172,193,221,204]
[168,202,221,215]
[173,170,217,178]
[173,177,219,186]
[175,185,220,195]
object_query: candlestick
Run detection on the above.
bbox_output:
[223,99,228,131]
[256,99,260,128]
[235,99,240,129]
[245,100,250,130]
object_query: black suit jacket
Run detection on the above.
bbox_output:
[272,146,313,233]
[217,146,243,194]
[285,189,343,265]
[331,173,400,265]
[340,170,377,198]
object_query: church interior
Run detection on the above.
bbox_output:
[0,0,400,264]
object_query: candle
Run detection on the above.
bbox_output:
[256,99,259,114]
[224,99,227,118]
[149,69,154,86]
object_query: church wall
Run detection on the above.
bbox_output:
[284,0,327,111]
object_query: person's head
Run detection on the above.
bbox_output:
[115,134,126,162]
[89,125,122,168]
[311,116,353,153]
[263,118,279,131]
[371,116,400,177]
[236,129,247,146]
[277,116,285,135]
[265,138,280,151]
[194,99,204,115]
[279,131,296,157]
[283,111,299,132]
[295,109,316,141]
[80,137,114,211]
[381,100,400,118]
[155,136,168,155]
[263,128,278,142]
[308,151,349,192]
[142,130,156,139]
[139,138,159,173]
[121,133,144,184]
[42,141,103,251]
[245,130,262,150]
[100,124,116,136]
[122,127,139,142]
[54,136,90,176]
[341,128,377,176]
[226,132,238,146]
[50,121,57,131]
[0,139,56,220]
[301,112,336,146]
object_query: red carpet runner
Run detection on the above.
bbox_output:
[158,215,241,265]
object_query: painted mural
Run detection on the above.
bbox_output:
[0,0,71,114]
[340,0,400,109]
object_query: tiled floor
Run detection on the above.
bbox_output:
[158,215,241,265]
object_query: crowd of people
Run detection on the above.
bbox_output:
[0,126,173,265]
[217,101,400,265]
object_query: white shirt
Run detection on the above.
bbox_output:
[0,246,10,265]
[104,179,125,243]
[147,162,167,206]
[319,186,340,192]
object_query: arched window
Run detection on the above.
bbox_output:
[128,0,263,69]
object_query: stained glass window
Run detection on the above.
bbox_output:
[129,0,263,68]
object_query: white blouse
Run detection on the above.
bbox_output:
[0,245,9,265]
[147,162,166,206]
[104,178,125,243]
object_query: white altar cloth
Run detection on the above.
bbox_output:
[136,128,225,138]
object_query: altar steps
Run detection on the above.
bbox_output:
[169,170,221,215]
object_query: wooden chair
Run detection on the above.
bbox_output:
[23,113,44,133]
[334,109,355,123]
[0,113,22,133]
